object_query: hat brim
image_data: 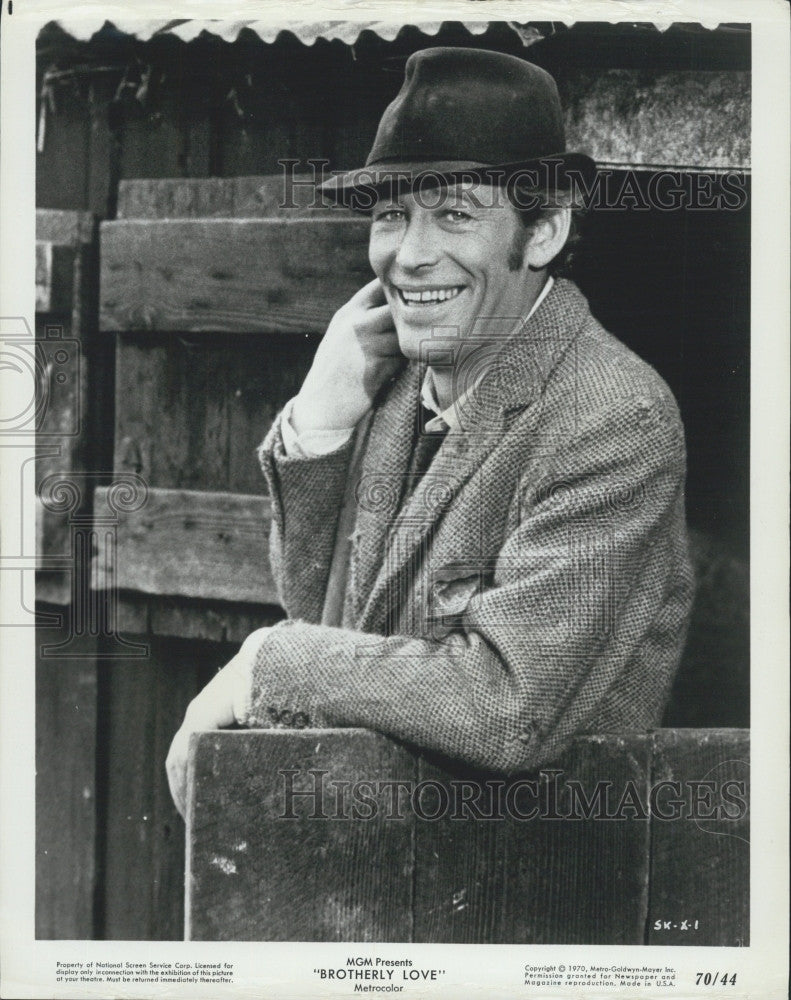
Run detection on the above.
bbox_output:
[318,153,597,208]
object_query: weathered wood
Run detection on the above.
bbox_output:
[187,729,749,944]
[116,93,191,190]
[35,205,102,939]
[36,208,96,246]
[36,575,72,609]
[117,175,353,219]
[413,736,651,944]
[187,730,417,941]
[35,621,98,939]
[35,83,92,211]
[99,218,371,334]
[117,592,284,644]
[648,729,749,946]
[35,494,70,573]
[116,593,150,636]
[92,486,277,606]
[35,209,98,606]
[412,755,509,945]
[113,332,314,494]
[114,333,227,491]
[34,315,89,607]
[35,210,97,314]
[35,241,52,312]
[213,44,339,181]
[100,637,228,940]
[35,242,78,314]
[86,76,115,219]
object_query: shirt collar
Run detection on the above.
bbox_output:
[420,276,554,432]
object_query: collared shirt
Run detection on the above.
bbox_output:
[421,275,553,434]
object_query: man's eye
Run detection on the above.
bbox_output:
[374,208,405,222]
[444,209,472,222]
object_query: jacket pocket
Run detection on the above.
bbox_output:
[427,561,492,639]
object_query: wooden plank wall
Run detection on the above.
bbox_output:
[89,177,365,938]
[187,728,749,945]
[188,730,417,942]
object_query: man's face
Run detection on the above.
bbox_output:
[368,182,537,363]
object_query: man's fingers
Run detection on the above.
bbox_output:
[166,732,187,820]
[357,303,397,335]
[351,276,387,307]
[165,649,256,821]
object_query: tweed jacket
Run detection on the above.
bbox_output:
[246,278,694,773]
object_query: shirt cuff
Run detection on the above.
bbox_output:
[280,397,356,458]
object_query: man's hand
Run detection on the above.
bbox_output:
[292,278,404,432]
[165,628,269,820]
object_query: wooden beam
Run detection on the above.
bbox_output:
[115,592,284,644]
[35,209,95,314]
[187,729,750,944]
[92,486,278,606]
[99,218,371,334]
[116,175,354,219]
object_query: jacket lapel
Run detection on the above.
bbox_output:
[356,278,590,634]
[347,363,421,624]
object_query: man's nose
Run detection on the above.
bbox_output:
[394,215,441,271]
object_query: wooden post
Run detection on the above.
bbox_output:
[186,730,417,942]
[35,209,101,939]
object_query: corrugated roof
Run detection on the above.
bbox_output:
[36,20,749,171]
[47,18,543,47]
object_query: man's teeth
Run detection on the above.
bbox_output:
[399,287,462,304]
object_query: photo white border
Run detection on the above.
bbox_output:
[1,2,788,998]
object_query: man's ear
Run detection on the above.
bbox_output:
[525,207,571,270]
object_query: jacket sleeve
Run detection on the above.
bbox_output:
[248,389,694,774]
[258,411,355,622]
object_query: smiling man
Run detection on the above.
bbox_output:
[167,48,694,818]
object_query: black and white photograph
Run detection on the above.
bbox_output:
[0,2,788,998]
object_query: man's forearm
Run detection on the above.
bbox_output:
[258,411,355,622]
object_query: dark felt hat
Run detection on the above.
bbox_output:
[319,47,596,204]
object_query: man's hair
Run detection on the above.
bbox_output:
[505,184,585,277]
